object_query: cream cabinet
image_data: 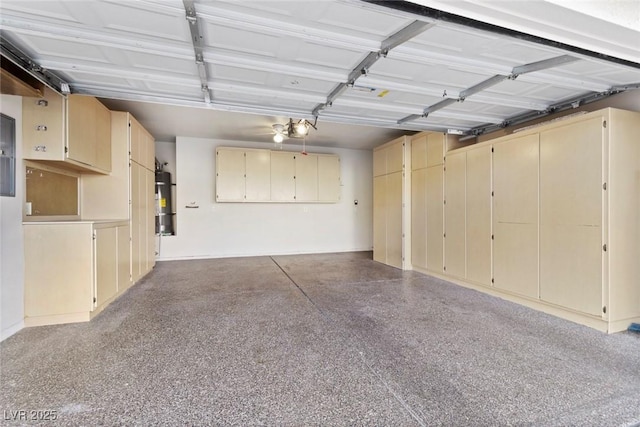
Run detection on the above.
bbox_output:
[270,151,296,201]
[410,132,449,274]
[318,155,341,202]
[425,165,444,273]
[23,221,130,326]
[492,134,539,299]
[81,111,156,285]
[373,136,410,269]
[444,150,466,279]
[465,145,492,287]
[22,87,111,174]
[421,108,640,333]
[215,147,340,203]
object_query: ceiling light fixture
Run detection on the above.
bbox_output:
[271,117,317,146]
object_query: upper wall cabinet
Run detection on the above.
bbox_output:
[215,147,340,203]
[22,87,111,174]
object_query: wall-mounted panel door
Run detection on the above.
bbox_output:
[295,154,318,202]
[426,165,444,273]
[539,118,603,315]
[411,168,427,269]
[373,175,387,264]
[493,135,539,298]
[445,151,466,278]
[318,155,340,202]
[386,171,403,269]
[216,149,245,201]
[246,150,271,201]
[271,151,296,201]
[466,145,492,286]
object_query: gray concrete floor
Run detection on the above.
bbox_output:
[2,252,640,426]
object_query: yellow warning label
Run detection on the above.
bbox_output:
[160,198,166,208]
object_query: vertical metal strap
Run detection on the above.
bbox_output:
[183,0,212,104]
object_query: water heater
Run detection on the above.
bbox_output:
[155,171,174,235]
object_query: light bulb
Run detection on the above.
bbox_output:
[295,121,309,135]
[273,133,284,143]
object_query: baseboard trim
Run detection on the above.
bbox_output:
[1,320,25,342]
[155,248,373,262]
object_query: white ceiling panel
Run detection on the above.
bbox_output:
[1,0,638,149]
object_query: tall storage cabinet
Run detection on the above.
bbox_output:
[373,136,410,269]
[412,108,639,333]
[410,132,447,274]
[82,111,156,285]
[492,134,539,299]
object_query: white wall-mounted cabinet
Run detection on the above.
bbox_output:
[407,108,640,333]
[373,136,410,269]
[215,147,340,203]
[22,87,111,174]
[23,220,130,326]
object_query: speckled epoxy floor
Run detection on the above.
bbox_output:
[2,252,640,426]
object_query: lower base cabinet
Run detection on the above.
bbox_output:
[24,220,130,326]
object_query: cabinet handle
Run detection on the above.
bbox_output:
[34,145,47,152]
[35,125,48,131]
[37,99,49,107]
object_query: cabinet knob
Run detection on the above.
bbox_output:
[35,125,48,131]
[37,99,49,107]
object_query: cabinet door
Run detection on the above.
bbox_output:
[295,153,318,201]
[271,151,295,201]
[318,155,340,202]
[386,171,403,269]
[426,165,444,272]
[246,150,271,201]
[144,128,155,171]
[539,118,602,315]
[386,140,404,174]
[373,175,387,264]
[445,151,466,278]
[67,95,97,166]
[130,162,143,282]
[411,168,427,269]
[93,100,111,172]
[411,135,427,171]
[216,148,245,202]
[493,135,539,298]
[146,167,156,273]
[24,224,93,318]
[117,224,131,292]
[130,116,142,165]
[22,87,65,160]
[466,145,492,286]
[373,147,386,177]
[95,227,118,308]
[426,133,445,167]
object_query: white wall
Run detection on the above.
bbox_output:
[157,137,373,260]
[0,95,25,341]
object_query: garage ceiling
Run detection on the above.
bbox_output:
[1,0,639,149]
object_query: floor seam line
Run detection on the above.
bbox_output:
[269,257,427,426]
[269,256,330,320]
